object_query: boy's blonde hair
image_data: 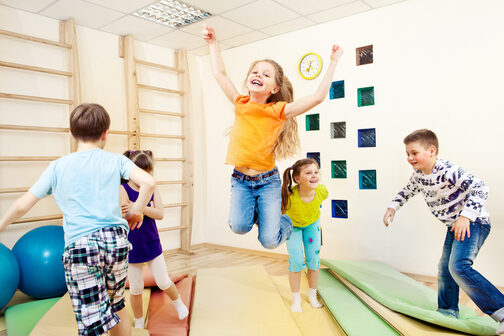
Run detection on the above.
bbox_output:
[245,59,300,160]
[403,129,439,154]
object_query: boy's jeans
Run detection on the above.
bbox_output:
[228,168,292,249]
[438,222,504,322]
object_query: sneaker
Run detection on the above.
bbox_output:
[497,321,504,335]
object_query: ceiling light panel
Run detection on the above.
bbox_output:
[133,0,212,28]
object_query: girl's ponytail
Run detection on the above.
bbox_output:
[123,150,133,158]
[282,158,320,213]
[281,166,293,213]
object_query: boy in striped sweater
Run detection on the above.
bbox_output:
[383,129,504,334]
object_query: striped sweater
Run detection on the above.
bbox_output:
[390,159,490,226]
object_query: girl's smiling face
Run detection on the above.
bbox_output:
[246,61,279,97]
[294,163,320,190]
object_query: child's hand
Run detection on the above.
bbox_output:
[450,216,471,241]
[202,25,216,44]
[121,201,133,217]
[330,44,344,61]
[126,210,143,230]
[383,208,395,227]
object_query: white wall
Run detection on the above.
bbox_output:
[198,0,504,285]
[0,5,205,250]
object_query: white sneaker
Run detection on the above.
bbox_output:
[497,321,504,335]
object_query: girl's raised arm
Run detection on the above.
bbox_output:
[202,25,239,103]
[284,45,344,119]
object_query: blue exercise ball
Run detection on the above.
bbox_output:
[12,225,67,299]
[0,242,19,310]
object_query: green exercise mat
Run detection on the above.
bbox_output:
[318,268,400,335]
[5,297,60,336]
[322,259,498,336]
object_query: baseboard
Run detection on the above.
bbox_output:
[200,242,289,260]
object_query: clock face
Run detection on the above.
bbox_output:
[299,53,322,80]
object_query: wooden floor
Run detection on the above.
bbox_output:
[1,243,501,336]
[165,244,504,317]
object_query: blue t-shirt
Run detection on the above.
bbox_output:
[29,148,136,246]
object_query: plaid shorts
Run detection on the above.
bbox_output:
[62,226,130,336]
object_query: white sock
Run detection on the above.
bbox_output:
[291,292,302,312]
[172,296,189,320]
[308,288,323,309]
[134,316,145,329]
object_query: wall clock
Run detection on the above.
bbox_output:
[298,52,322,80]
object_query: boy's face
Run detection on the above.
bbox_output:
[405,141,437,173]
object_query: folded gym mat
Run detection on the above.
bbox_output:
[147,275,193,336]
[29,293,149,335]
[270,273,345,335]
[189,265,301,336]
[318,268,400,335]
[322,259,498,336]
[4,297,59,336]
[331,270,468,336]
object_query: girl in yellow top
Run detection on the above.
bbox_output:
[282,158,328,312]
[202,25,342,249]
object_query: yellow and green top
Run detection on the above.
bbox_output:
[285,184,328,228]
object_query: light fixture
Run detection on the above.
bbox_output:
[133,0,212,28]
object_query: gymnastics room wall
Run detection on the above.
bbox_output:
[0,4,206,250]
[198,0,504,285]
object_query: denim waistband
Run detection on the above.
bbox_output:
[232,167,278,181]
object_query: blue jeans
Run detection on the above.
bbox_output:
[437,222,504,322]
[228,168,293,249]
[286,219,321,272]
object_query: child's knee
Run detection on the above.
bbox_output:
[449,259,472,277]
[156,277,173,291]
[305,257,320,271]
[260,238,279,249]
[288,256,305,272]
[129,283,144,296]
[229,219,253,235]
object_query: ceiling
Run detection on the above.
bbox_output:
[0,0,407,55]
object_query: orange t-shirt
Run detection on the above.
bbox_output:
[225,95,287,171]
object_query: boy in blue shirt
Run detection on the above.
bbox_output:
[0,103,155,336]
[383,129,504,335]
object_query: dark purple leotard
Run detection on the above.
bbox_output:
[123,183,163,263]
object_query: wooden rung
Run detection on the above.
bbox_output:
[163,202,187,208]
[13,214,62,224]
[140,132,185,139]
[0,61,72,76]
[0,124,68,133]
[154,157,185,162]
[0,156,61,161]
[0,187,28,194]
[0,92,72,104]
[134,59,184,73]
[158,225,187,233]
[108,130,136,136]
[139,108,185,117]
[137,84,184,95]
[157,180,186,185]
[0,29,72,49]
[0,127,135,135]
